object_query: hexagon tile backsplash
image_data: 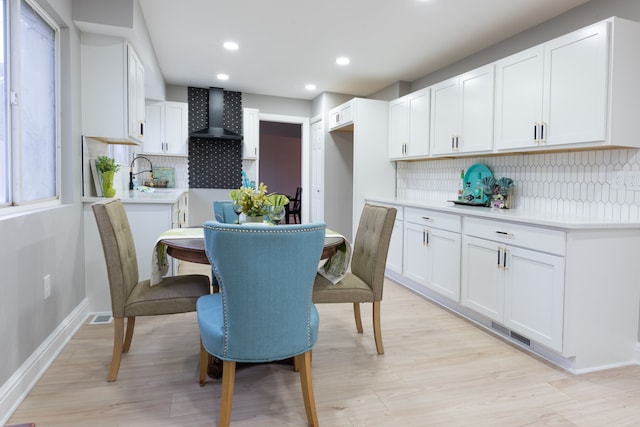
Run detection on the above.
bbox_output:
[397,148,640,222]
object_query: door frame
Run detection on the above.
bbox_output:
[258,113,310,223]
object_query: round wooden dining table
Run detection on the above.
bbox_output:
[162,234,344,264]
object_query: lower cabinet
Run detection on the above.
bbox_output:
[403,207,461,301]
[373,198,640,372]
[387,216,404,275]
[462,233,565,351]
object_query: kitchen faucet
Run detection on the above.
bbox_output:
[129,156,153,190]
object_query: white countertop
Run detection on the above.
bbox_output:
[366,196,640,230]
[83,188,187,204]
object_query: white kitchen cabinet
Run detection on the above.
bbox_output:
[368,196,640,372]
[462,217,566,352]
[81,34,145,144]
[403,207,461,301]
[387,217,404,275]
[128,45,145,142]
[329,100,354,131]
[143,101,189,155]
[430,64,494,156]
[388,88,430,160]
[172,191,189,228]
[242,108,259,159]
[375,203,403,275]
[495,17,640,151]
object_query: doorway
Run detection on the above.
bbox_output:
[256,113,310,223]
[258,121,301,199]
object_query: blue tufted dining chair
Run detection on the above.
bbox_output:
[197,222,326,427]
[213,200,238,223]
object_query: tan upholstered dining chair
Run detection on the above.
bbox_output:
[92,199,210,382]
[313,203,397,354]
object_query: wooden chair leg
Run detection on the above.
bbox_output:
[122,316,135,353]
[199,339,208,386]
[353,302,363,334]
[297,351,319,427]
[373,301,384,354]
[108,317,125,382]
[293,350,312,372]
[219,360,236,427]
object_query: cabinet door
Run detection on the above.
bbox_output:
[388,97,409,159]
[428,228,461,301]
[164,102,189,155]
[143,102,164,154]
[461,235,504,321]
[495,46,544,151]
[386,219,403,274]
[329,101,354,131]
[403,221,429,285]
[127,45,145,141]
[430,77,460,155]
[406,89,430,157]
[543,21,608,146]
[504,246,565,352]
[458,64,494,153]
[242,108,259,159]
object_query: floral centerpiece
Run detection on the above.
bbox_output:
[229,183,290,223]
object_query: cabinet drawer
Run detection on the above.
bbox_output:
[463,217,565,255]
[405,207,461,233]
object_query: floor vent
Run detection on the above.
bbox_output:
[492,322,532,347]
[510,331,531,347]
[90,313,113,325]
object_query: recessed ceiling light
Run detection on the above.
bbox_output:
[305,84,316,91]
[217,73,229,81]
[336,56,350,66]
[223,41,239,51]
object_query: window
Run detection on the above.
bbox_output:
[0,0,59,211]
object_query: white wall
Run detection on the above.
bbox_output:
[0,0,85,412]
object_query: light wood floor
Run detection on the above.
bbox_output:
[8,264,640,426]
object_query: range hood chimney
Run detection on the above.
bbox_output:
[189,87,242,140]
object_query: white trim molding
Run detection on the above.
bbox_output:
[0,299,90,425]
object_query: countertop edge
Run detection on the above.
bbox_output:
[365,196,640,230]
[82,189,188,204]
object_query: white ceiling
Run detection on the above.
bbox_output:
[138,0,591,100]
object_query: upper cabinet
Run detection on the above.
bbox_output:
[388,88,430,160]
[81,34,145,144]
[242,108,259,160]
[388,17,640,161]
[430,64,494,156]
[128,46,145,142]
[495,17,640,152]
[143,101,189,156]
[329,100,354,131]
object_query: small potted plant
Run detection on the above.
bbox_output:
[95,155,120,197]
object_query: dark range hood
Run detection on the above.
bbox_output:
[189,87,242,140]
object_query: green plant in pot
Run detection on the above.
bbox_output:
[95,155,120,198]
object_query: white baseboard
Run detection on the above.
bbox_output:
[0,298,90,425]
